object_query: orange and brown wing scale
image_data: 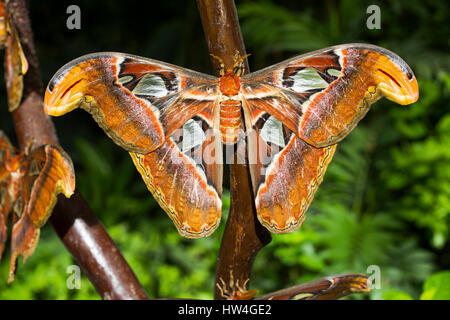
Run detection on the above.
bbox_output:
[242,44,419,148]
[130,116,222,238]
[246,114,335,233]
[0,131,75,281]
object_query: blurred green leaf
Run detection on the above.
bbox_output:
[382,289,414,300]
[420,271,450,300]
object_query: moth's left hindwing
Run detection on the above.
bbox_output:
[130,110,223,238]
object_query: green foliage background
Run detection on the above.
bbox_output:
[0,0,448,299]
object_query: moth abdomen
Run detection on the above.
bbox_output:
[219,100,242,145]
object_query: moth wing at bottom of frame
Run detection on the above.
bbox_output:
[130,112,223,238]
[245,112,336,233]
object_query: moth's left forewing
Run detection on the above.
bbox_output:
[45,53,219,154]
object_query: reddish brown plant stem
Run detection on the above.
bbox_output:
[254,274,370,300]
[196,0,271,300]
[7,0,147,300]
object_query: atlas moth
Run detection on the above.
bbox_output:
[43,44,418,238]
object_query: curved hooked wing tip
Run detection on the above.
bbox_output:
[360,44,419,105]
[43,52,168,154]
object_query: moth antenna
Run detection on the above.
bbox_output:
[232,53,251,76]
[234,50,241,62]
[235,53,251,66]
[210,53,225,76]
